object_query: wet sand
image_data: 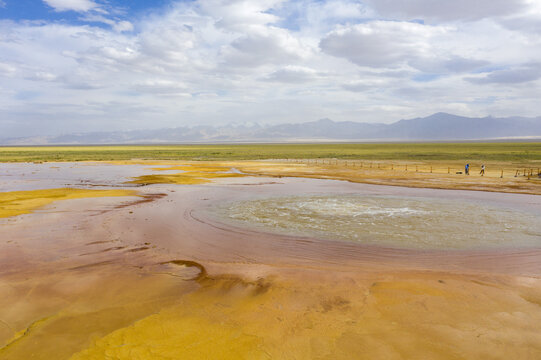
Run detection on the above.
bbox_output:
[1,164,541,359]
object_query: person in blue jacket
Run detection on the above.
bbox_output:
[465,163,470,175]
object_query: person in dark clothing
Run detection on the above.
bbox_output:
[465,163,470,175]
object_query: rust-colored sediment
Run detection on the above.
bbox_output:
[1,168,541,359]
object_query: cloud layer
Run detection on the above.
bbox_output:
[43,0,98,12]
[0,0,540,136]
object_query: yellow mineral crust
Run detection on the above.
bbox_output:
[70,271,541,360]
[0,188,137,218]
[128,163,245,185]
[117,159,541,195]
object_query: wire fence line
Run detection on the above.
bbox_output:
[276,158,541,179]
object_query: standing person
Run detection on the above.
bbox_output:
[465,163,470,175]
[480,164,485,176]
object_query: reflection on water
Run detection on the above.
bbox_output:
[2,164,541,359]
[218,194,541,250]
[0,162,177,191]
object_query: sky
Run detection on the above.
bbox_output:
[1,0,541,137]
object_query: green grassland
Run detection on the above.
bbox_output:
[0,143,540,163]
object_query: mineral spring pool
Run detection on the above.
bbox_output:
[214,194,541,250]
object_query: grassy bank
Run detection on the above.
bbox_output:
[1,143,541,163]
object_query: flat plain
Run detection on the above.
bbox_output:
[1,143,541,359]
[1,142,541,162]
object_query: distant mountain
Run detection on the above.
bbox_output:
[2,113,541,145]
[385,113,541,140]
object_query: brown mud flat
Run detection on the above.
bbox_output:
[1,176,541,359]
[119,159,541,196]
[225,160,541,196]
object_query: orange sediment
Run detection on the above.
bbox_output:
[227,160,541,195]
[69,269,541,360]
[0,188,138,218]
[116,159,541,195]
[1,163,541,359]
[127,163,245,185]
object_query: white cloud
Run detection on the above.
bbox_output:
[499,1,541,34]
[409,56,489,74]
[26,71,58,82]
[262,66,319,83]
[221,27,311,68]
[198,0,284,31]
[466,65,541,84]
[0,62,17,77]
[275,0,375,36]
[79,14,134,32]
[42,0,98,12]
[1,0,541,137]
[364,0,528,22]
[113,21,134,33]
[320,21,447,68]
[133,79,189,96]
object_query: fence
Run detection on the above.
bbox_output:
[279,158,541,179]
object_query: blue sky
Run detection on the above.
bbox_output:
[0,0,176,31]
[1,0,174,20]
[1,0,540,137]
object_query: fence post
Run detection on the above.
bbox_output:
[405,165,408,171]
[501,169,503,178]
[430,166,432,173]
[448,167,450,174]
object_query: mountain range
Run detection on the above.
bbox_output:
[3,113,541,145]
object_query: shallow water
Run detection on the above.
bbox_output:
[0,162,177,191]
[2,163,541,359]
[216,194,541,250]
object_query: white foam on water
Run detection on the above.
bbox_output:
[217,194,541,250]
